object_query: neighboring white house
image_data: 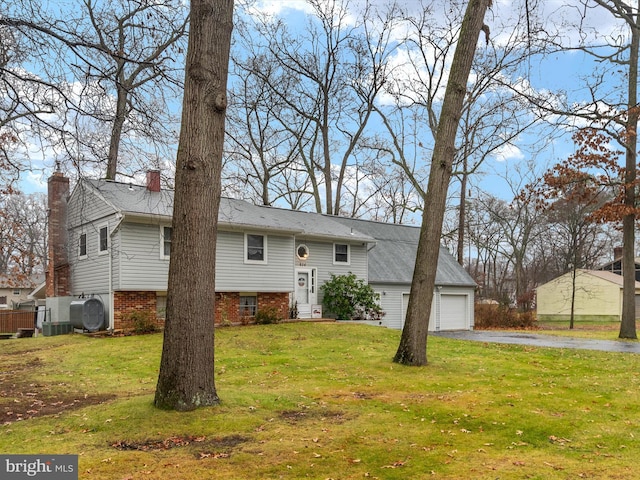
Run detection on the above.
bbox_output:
[536,269,640,322]
[0,275,43,310]
[45,171,475,331]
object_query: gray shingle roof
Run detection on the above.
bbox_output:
[331,216,476,287]
[79,179,373,243]
[77,178,474,287]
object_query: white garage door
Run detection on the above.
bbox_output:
[440,294,468,330]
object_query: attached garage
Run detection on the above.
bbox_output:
[333,217,476,331]
[397,289,473,331]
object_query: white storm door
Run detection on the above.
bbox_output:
[296,271,310,304]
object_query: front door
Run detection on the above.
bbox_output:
[295,268,316,318]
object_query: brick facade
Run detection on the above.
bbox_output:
[257,292,290,321]
[113,291,162,331]
[113,290,290,330]
[214,292,290,325]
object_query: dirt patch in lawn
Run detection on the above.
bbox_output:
[279,408,349,424]
[111,434,250,459]
[0,357,115,425]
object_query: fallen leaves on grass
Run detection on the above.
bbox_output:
[549,435,572,445]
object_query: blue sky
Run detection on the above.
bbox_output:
[12,0,635,206]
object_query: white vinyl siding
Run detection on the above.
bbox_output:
[95,224,298,293]
[370,284,409,330]
[69,225,113,294]
[68,184,118,228]
[295,239,368,307]
[117,222,170,291]
[216,231,293,292]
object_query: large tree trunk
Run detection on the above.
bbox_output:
[619,10,638,339]
[154,0,234,410]
[394,0,491,366]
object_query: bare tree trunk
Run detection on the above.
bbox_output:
[394,0,491,366]
[570,266,576,330]
[619,9,638,339]
[106,70,128,180]
[154,0,234,410]
[457,163,468,265]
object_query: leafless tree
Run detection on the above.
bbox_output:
[0,192,47,277]
[371,0,552,263]
[394,0,492,366]
[229,0,399,215]
[506,0,639,338]
[466,192,513,301]
[1,0,188,181]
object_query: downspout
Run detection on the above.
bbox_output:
[109,213,124,330]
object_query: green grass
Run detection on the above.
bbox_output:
[2,323,640,479]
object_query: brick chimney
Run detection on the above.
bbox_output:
[46,171,71,297]
[146,170,161,192]
[614,246,623,260]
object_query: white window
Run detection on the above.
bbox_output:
[245,234,267,263]
[161,226,172,259]
[239,293,257,317]
[334,243,350,264]
[99,225,108,254]
[79,233,87,258]
[156,295,167,320]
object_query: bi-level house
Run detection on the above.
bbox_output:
[45,170,475,331]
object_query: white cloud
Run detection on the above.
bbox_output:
[492,143,525,162]
[247,0,314,17]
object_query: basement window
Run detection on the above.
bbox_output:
[239,294,257,317]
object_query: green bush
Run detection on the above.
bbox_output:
[320,273,384,321]
[127,310,159,334]
[255,306,283,325]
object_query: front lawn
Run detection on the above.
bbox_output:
[1,323,639,479]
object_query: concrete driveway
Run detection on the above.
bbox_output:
[433,330,640,354]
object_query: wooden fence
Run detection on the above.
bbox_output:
[0,310,37,333]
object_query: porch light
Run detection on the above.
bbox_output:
[296,244,310,261]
